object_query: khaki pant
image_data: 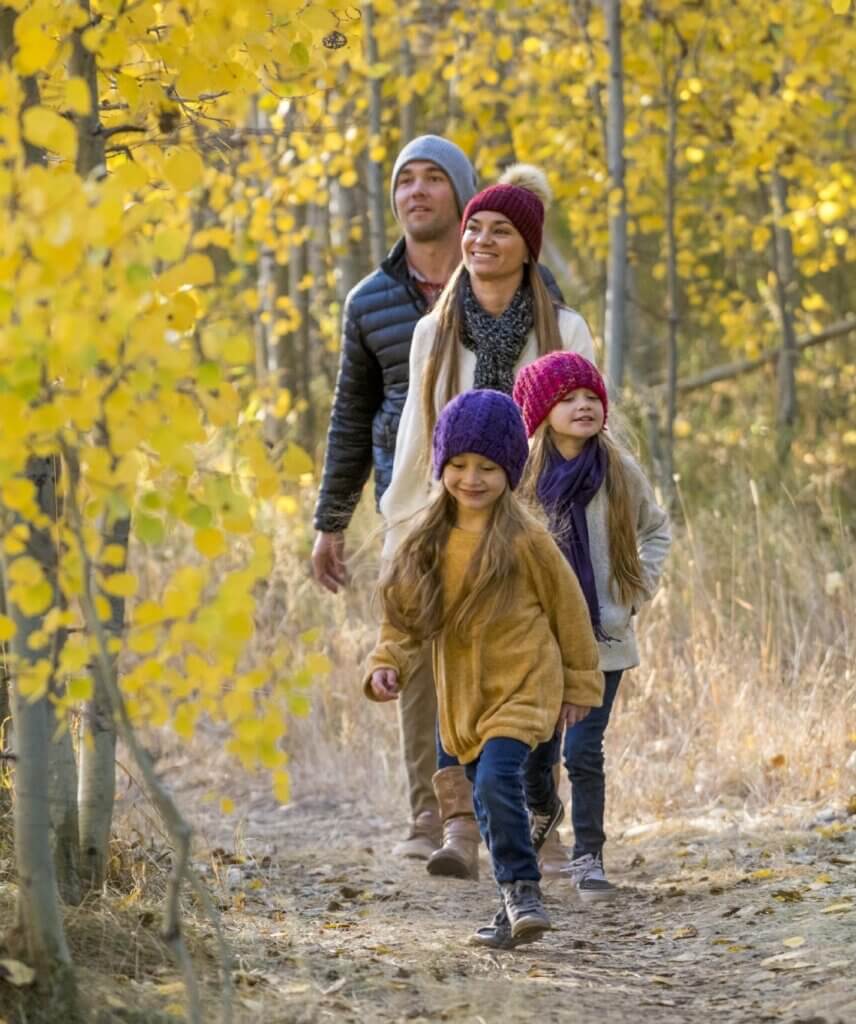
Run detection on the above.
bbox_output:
[398,645,438,820]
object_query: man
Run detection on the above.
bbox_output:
[312,136,478,859]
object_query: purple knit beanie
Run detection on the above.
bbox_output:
[432,390,530,490]
[513,352,608,437]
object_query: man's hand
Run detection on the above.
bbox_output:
[370,668,400,702]
[558,702,591,730]
[311,531,348,593]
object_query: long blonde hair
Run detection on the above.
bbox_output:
[421,263,565,447]
[379,486,546,643]
[520,425,645,607]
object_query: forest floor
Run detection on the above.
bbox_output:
[86,769,856,1024]
[3,770,855,1023]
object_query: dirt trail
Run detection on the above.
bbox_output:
[181,792,855,1024]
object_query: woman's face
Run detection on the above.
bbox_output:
[461,211,528,282]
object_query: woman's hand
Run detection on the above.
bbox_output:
[370,668,401,701]
[558,702,591,729]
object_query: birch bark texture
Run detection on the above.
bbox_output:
[602,0,628,395]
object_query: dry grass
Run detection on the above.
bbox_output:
[269,470,855,826]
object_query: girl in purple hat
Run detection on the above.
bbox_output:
[364,389,603,948]
[381,164,597,880]
[512,353,671,901]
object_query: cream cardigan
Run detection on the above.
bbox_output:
[379,306,595,557]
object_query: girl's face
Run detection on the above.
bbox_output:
[442,452,508,512]
[547,388,605,444]
[461,211,528,281]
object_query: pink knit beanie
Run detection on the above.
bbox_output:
[512,352,608,437]
[460,164,550,260]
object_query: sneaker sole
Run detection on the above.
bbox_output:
[577,886,617,900]
[426,854,477,880]
[510,918,552,942]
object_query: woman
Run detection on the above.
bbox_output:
[379,163,596,882]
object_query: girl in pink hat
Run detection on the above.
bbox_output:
[512,352,671,902]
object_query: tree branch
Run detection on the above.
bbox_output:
[672,317,856,394]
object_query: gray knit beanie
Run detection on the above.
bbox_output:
[390,135,478,217]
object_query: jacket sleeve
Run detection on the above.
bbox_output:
[378,315,435,557]
[313,290,383,533]
[530,533,604,708]
[363,619,421,700]
[557,308,596,364]
[627,458,671,603]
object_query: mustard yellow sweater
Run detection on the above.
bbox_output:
[365,526,604,764]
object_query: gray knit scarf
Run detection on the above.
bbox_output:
[461,275,534,394]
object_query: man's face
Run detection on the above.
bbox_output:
[394,161,459,242]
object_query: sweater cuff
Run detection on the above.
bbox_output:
[563,668,605,709]
[363,643,412,700]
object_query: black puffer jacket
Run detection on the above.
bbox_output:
[313,239,563,533]
[314,239,427,532]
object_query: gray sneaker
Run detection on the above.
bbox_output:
[499,880,552,940]
[469,901,545,950]
[528,800,565,852]
[562,853,617,899]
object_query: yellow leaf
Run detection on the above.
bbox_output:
[22,107,78,161]
[15,581,54,617]
[173,703,196,740]
[282,442,313,480]
[821,902,852,914]
[305,652,331,675]
[67,676,94,702]
[750,868,775,880]
[685,146,705,164]
[164,149,205,192]
[273,769,290,804]
[2,478,36,514]
[194,527,226,559]
[496,36,513,62]
[65,77,91,116]
[831,0,850,13]
[0,614,17,642]
[783,936,806,948]
[101,572,138,598]
[221,797,235,815]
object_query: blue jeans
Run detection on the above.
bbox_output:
[523,670,623,861]
[464,738,540,883]
[436,724,459,769]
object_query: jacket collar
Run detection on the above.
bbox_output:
[381,237,428,312]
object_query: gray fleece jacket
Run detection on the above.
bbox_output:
[585,453,671,672]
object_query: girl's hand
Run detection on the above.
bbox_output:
[370,668,401,701]
[559,702,591,729]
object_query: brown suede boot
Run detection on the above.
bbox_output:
[392,809,442,860]
[426,766,480,880]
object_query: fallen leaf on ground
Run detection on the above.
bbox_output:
[782,936,806,948]
[821,902,852,914]
[650,976,675,986]
[772,889,803,902]
[0,959,36,987]
[750,868,775,880]
[673,925,699,939]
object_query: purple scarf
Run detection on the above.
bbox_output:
[536,438,609,639]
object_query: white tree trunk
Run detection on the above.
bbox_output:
[602,0,628,394]
[363,1,387,266]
